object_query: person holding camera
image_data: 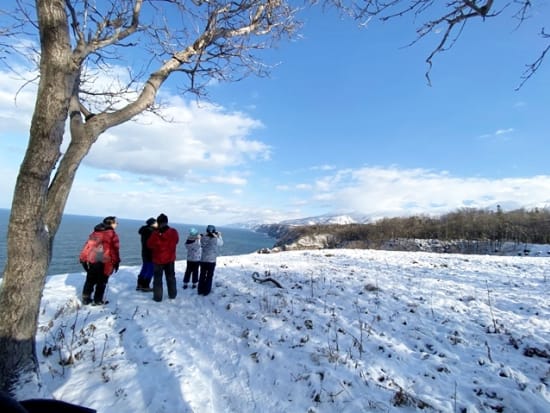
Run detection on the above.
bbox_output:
[197,225,223,296]
[183,227,201,289]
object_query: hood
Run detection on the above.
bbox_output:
[94,223,107,232]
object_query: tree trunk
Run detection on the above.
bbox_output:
[0,0,203,394]
[0,0,75,394]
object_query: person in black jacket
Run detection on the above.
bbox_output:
[136,217,157,291]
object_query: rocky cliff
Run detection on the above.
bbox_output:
[255,224,549,256]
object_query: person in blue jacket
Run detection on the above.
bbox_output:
[136,217,157,291]
[197,225,223,296]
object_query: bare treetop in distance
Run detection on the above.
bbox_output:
[345,0,548,87]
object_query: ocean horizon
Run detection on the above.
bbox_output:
[0,209,275,276]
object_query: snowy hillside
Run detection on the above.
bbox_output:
[23,249,550,412]
[279,214,367,226]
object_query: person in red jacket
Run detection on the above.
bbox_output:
[147,213,179,302]
[79,216,121,305]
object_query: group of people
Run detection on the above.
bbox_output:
[79,214,223,305]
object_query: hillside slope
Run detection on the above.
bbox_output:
[22,249,550,412]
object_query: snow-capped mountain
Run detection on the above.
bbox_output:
[279,213,365,226]
[228,213,370,229]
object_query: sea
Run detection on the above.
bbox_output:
[0,209,275,276]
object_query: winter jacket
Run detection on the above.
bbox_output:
[200,233,223,263]
[138,224,156,261]
[147,224,179,265]
[185,235,202,262]
[80,223,120,276]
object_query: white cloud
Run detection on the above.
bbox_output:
[495,128,514,135]
[295,166,550,219]
[97,173,123,182]
[18,158,550,225]
[0,66,270,222]
[210,174,247,186]
[479,127,515,140]
[0,71,37,137]
[85,100,269,179]
[1,66,548,226]
[310,164,335,171]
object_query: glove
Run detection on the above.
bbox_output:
[80,261,90,271]
[113,262,119,273]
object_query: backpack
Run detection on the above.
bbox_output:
[79,233,105,264]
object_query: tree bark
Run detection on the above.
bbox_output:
[0,0,76,393]
[0,1,153,393]
[0,0,296,394]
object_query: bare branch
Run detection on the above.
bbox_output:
[516,27,550,90]
[343,0,541,86]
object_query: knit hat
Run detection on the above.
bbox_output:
[206,224,216,233]
[157,213,168,225]
[103,216,117,226]
[189,228,199,236]
[146,217,156,226]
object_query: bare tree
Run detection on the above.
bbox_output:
[344,0,548,87]
[0,0,300,393]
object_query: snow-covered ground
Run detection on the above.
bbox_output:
[24,249,550,412]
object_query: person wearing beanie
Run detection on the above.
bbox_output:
[136,217,158,291]
[183,228,201,289]
[79,216,120,305]
[197,224,223,296]
[146,213,179,301]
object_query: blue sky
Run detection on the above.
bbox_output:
[0,4,549,225]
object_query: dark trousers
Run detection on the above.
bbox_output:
[153,262,177,301]
[183,261,200,284]
[197,261,216,296]
[82,262,109,303]
[138,261,154,287]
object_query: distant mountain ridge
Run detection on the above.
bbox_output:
[279,213,370,226]
[229,214,371,248]
[227,208,550,258]
[227,211,550,258]
[228,213,370,229]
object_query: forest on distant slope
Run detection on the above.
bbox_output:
[265,207,550,253]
